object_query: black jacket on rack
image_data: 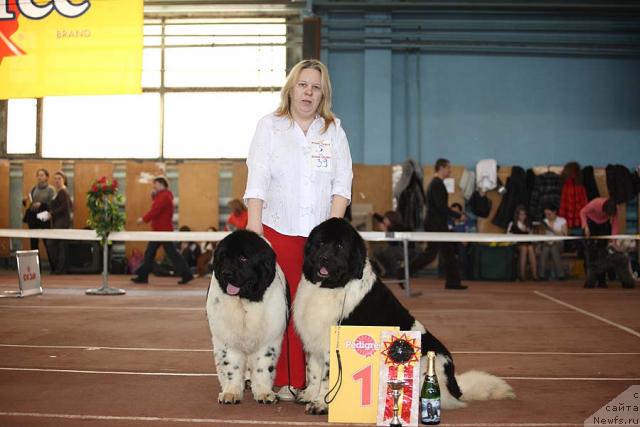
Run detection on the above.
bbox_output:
[606,164,637,204]
[492,166,528,229]
[582,166,600,201]
[397,174,426,231]
[529,171,562,222]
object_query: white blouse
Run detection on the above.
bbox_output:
[243,112,353,237]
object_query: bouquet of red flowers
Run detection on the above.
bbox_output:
[87,176,125,244]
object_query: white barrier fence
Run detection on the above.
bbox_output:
[1,229,637,297]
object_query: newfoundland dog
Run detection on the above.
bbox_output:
[294,218,514,414]
[206,230,288,405]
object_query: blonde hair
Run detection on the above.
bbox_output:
[275,59,335,133]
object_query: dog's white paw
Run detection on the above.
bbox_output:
[218,391,242,404]
[295,388,315,404]
[305,401,328,415]
[254,392,278,404]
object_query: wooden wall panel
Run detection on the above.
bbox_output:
[178,162,219,231]
[231,161,248,201]
[477,166,513,233]
[73,161,115,229]
[0,160,10,257]
[125,161,166,257]
[22,160,62,259]
[352,164,393,216]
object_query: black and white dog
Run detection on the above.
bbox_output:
[293,218,515,415]
[206,230,287,405]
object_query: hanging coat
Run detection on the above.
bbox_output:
[559,177,588,228]
[582,166,600,201]
[491,166,528,229]
[606,164,636,204]
[396,159,426,231]
[528,171,562,222]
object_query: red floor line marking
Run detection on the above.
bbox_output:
[0,412,584,426]
[0,367,217,377]
[534,291,640,339]
[1,344,639,356]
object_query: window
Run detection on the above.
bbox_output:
[41,94,161,158]
[10,18,288,159]
[163,91,280,158]
[162,20,286,88]
[7,99,37,154]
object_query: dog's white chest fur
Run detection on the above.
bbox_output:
[293,261,375,355]
[206,267,287,354]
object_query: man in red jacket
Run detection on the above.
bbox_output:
[131,177,194,285]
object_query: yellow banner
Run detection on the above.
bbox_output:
[328,326,399,424]
[0,0,143,99]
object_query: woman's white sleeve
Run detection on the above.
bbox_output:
[331,122,353,201]
[243,118,271,202]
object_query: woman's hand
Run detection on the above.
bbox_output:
[246,199,264,235]
[583,225,591,238]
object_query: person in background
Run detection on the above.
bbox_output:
[539,204,568,281]
[198,226,218,277]
[407,158,467,290]
[45,170,72,274]
[225,199,248,231]
[447,203,470,278]
[580,197,618,288]
[22,168,55,254]
[244,59,353,399]
[371,210,412,279]
[131,177,194,285]
[507,205,540,281]
[178,225,202,276]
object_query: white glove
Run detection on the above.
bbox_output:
[36,211,51,222]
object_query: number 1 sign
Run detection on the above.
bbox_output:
[328,326,399,424]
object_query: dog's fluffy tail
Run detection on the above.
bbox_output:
[457,370,515,402]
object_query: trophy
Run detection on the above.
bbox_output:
[387,379,406,427]
[378,332,421,427]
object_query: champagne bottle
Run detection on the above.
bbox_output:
[420,351,441,425]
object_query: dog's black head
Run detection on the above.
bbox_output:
[212,230,276,302]
[303,218,367,288]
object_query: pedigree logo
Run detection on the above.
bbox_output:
[0,0,90,63]
[345,335,380,358]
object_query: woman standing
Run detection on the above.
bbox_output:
[243,59,353,398]
[46,171,72,274]
[22,168,55,253]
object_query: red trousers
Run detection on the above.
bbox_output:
[263,225,307,388]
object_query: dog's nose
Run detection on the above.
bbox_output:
[222,271,233,281]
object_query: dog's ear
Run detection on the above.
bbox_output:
[348,223,367,280]
[212,238,226,277]
[302,226,319,281]
[256,244,276,287]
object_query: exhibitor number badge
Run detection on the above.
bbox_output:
[311,140,332,172]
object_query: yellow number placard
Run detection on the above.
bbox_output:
[328,325,399,424]
[0,0,143,99]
